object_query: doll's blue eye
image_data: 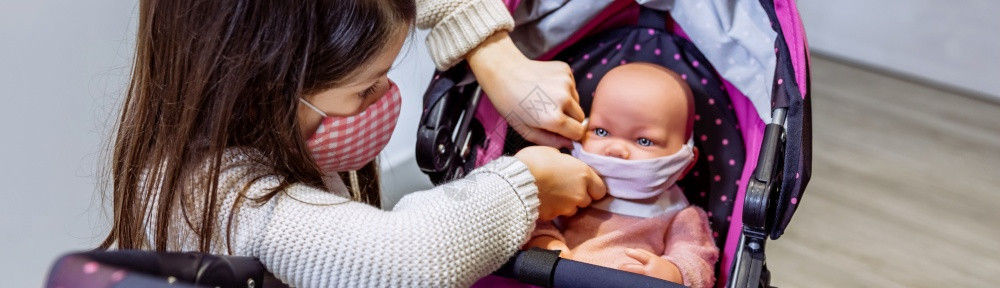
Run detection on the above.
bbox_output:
[637,138,653,147]
[594,128,608,137]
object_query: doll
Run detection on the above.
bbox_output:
[527,62,718,287]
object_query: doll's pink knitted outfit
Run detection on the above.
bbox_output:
[531,186,719,288]
[474,184,718,288]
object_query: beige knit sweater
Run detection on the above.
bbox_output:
[149,151,539,287]
[417,0,515,70]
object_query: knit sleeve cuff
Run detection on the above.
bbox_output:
[474,156,540,227]
[424,0,515,70]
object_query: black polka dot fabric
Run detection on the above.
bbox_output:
[551,26,747,251]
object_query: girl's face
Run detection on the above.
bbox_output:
[297,28,408,138]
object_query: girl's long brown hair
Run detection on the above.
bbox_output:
[101,0,414,252]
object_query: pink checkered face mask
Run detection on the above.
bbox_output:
[299,80,402,173]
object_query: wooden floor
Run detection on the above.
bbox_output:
[766,56,1000,287]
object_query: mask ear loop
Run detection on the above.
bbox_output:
[348,171,361,202]
[299,98,329,118]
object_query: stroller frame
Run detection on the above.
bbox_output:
[415,1,812,287]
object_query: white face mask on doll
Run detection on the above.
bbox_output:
[299,80,402,173]
[571,138,695,200]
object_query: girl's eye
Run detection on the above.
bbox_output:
[359,82,379,99]
[637,138,653,147]
[594,128,608,137]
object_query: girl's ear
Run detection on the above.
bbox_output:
[678,146,698,180]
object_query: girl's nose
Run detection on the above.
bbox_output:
[603,142,630,159]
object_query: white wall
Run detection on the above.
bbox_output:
[0,2,435,287]
[798,0,1000,100]
[0,1,135,287]
[379,30,436,210]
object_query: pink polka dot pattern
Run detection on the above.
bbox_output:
[681,74,688,80]
[720,195,728,201]
[83,262,99,274]
[728,159,736,166]
[674,53,681,60]
[586,73,593,79]
[791,198,798,205]
[715,118,722,125]
[714,175,721,182]
[693,60,700,67]
[707,155,715,162]
[708,98,715,105]
[111,270,126,282]
[655,48,661,55]
[583,54,590,60]
[601,58,608,64]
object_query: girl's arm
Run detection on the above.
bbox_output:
[416,0,587,148]
[233,157,539,287]
[416,0,515,70]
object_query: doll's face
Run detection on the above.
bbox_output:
[581,63,694,160]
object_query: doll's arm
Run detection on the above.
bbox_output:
[525,220,573,258]
[621,207,717,286]
[620,249,683,283]
[659,206,720,288]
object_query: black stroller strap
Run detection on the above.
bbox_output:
[494,248,561,287]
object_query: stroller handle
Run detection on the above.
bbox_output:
[494,248,686,288]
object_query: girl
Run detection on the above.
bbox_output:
[101,0,604,287]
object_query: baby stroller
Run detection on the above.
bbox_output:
[415,0,811,287]
[45,0,810,287]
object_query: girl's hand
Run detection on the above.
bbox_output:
[514,146,606,220]
[619,248,683,283]
[526,236,574,259]
[468,31,586,149]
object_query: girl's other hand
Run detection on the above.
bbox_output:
[514,146,606,220]
[468,31,586,149]
[525,236,574,259]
